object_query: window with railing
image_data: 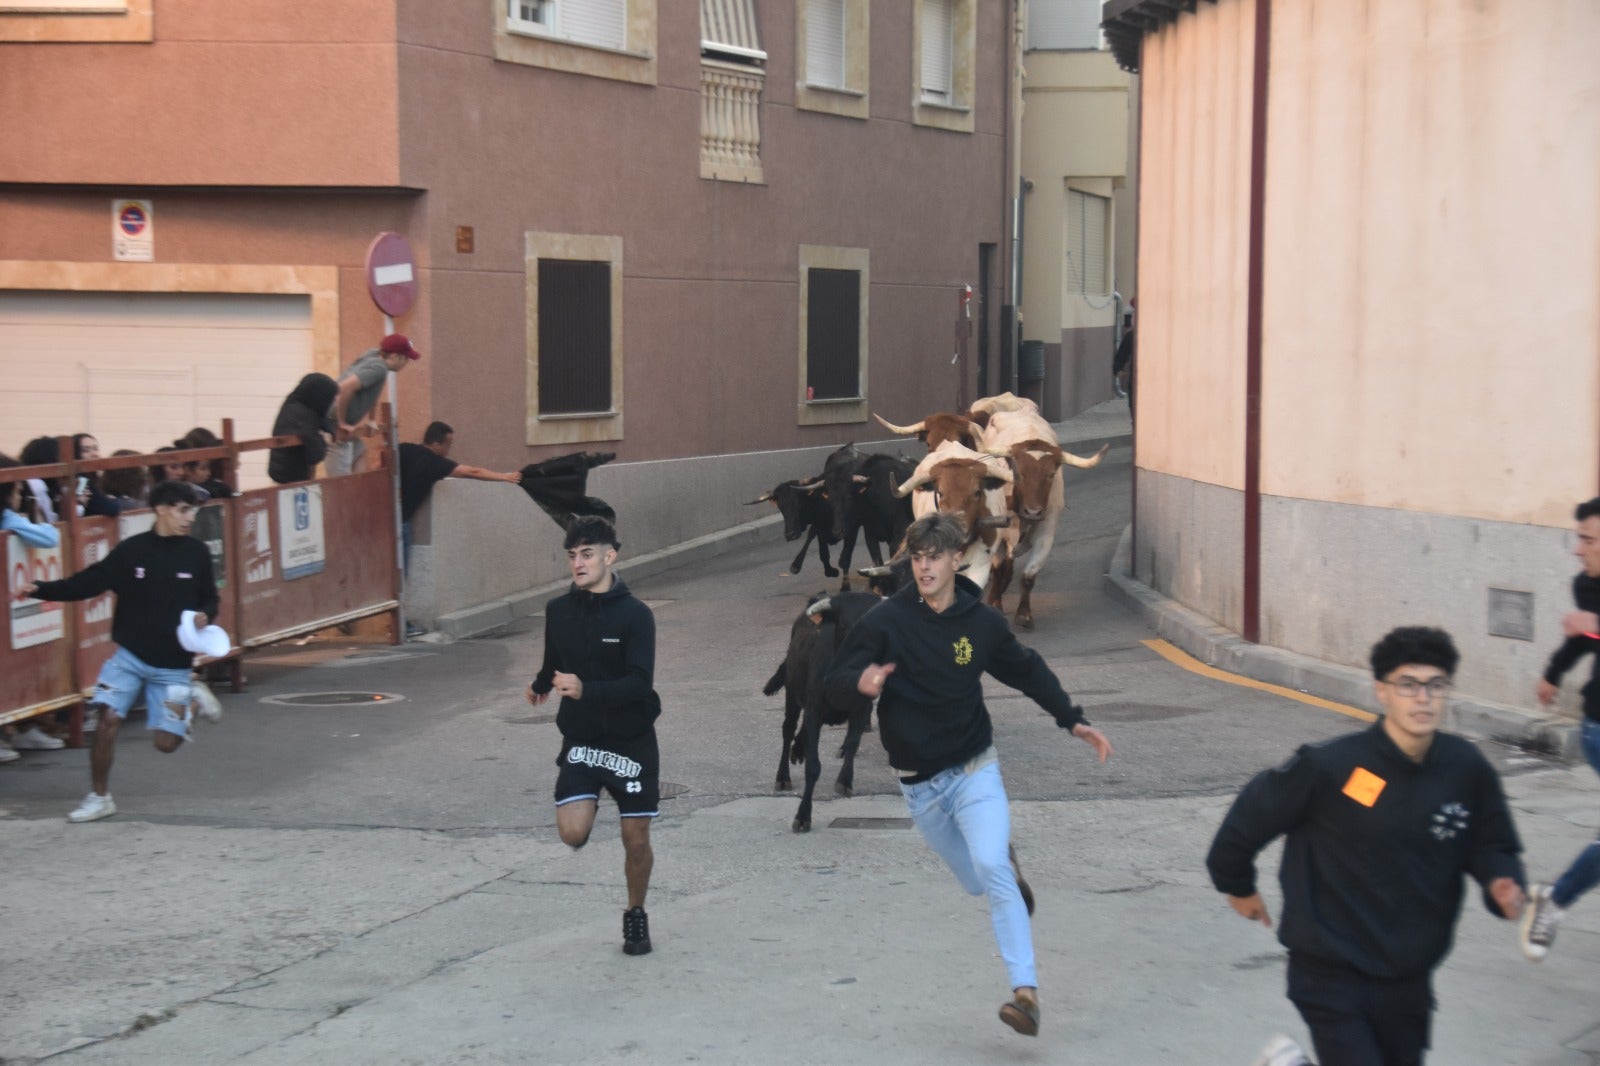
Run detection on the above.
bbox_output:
[699,0,765,183]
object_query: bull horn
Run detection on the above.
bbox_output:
[1059,442,1111,469]
[805,596,833,618]
[894,473,931,498]
[852,474,870,484]
[856,565,891,577]
[745,491,775,505]
[874,413,925,435]
[798,480,827,493]
[977,514,1013,530]
[979,446,1011,458]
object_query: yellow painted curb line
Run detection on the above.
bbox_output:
[1141,639,1377,722]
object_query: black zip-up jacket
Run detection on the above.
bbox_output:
[31,530,220,670]
[1542,572,1600,723]
[1206,722,1524,981]
[824,575,1086,775]
[268,373,338,485]
[531,575,661,742]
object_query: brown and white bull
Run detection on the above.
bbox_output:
[892,439,1019,596]
[965,391,1039,428]
[871,410,983,451]
[980,408,1109,629]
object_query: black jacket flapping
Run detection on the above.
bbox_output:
[268,373,338,485]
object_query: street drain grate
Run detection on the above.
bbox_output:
[505,713,558,725]
[829,817,912,830]
[260,692,407,707]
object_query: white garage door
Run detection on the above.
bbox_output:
[0,291,314,488]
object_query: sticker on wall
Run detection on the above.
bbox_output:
[8,536,65,650]
[112,199,154,262]
[278,484,326,581]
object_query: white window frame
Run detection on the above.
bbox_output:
[1065,187,1112,297]
[796,0,868,119]
[495,0,656,86]
[506,0,626,51]
[911,0,974,133]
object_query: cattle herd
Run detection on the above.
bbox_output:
[750,392,1110,831]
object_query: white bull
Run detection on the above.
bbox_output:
[980,409,1109,628]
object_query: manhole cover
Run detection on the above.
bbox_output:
[828,817,912,830]
[659,781,689,800]
[505,713,558,725]
[1075,702,1205,722]
[260,692,407,707]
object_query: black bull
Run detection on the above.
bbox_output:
[820,447,916,591]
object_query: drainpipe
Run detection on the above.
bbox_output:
[1242,0,1272,644]
[1003,0,1026,399]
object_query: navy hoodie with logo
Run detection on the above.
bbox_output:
[824,575,1086,776]
[31,530,219,670]
[1206,722,1524,981]
[531,574,661,742]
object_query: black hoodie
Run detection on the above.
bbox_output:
[1207,722,1524,981]
[268,373,338,485]
[1542,572,1600,723]
[825,575,1085,775]
[531,574,661,742]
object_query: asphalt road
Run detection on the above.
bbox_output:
[3,442,1596,1065]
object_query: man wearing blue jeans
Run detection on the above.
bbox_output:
[827,513,1113,1036]
[1524,496,1600,959]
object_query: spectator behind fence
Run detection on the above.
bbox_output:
[73,432,126,517]
[18,436,63,523]
[101,450,150,509]
[268,373,339,485]
[1,454,66,760]
[149,446,185,494]
[327,334,420,476]
[176,427,233,499]
[399,420,522,560]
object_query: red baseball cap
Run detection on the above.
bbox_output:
[379,333,422,361]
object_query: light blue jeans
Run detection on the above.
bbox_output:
[1552,719,1600,908]
[899,751,1035,990]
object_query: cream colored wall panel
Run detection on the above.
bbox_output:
[1261,0,1600,526]
[1133,0,1253,491]
[0,292,314,487]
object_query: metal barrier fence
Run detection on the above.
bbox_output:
[2,419,400,740]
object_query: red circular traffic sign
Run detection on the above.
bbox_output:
[118,204,148,236]
[365,231,418,317]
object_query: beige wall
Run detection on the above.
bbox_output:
[1133,0,1254,491]
[1260,0,1600,526]
[0,1,401,186]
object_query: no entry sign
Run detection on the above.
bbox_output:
[112,198,154,262]
[365,231,418,317]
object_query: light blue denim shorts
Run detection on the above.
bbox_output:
[92,647,194,737]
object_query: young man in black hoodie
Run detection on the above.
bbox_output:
[825,513,1113,1037]
[16,480,222,823]
[527,516,662,955]
[1522,496,1600,960]
[1207,626,1526,1066]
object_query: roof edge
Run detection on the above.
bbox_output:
[1101,0,1217,72]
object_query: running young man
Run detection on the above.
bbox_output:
[527,516,662,955]
[825,512,1113,1037]
[16,479,222,823]
[1208,626,1526,1066]
[1523,496,1600,960]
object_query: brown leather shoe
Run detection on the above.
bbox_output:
[999,990,1040,1036]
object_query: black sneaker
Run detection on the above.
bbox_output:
[623,906,652,955]
[1010,844,1035,916]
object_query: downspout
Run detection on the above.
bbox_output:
[1242,0,1272,644]
[1129,51,1143,561]
[1005,0,1026,398]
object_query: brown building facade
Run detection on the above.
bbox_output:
[0,0,1014,489]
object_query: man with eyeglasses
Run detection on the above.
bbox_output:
[15,480,223,823]
[1206,626,1526,1066]
[1521,496,1600,961]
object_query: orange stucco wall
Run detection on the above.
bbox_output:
[1259,0,1600,526]
[0,0,400,186]
[1133,0,1255,492]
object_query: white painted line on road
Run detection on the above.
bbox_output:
[1142,639,1378,722]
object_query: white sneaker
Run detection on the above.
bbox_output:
[1253,1035,1312,1066]
[12,725,64,750]
[67,792,117,823]
[190,681,223,724]
[1521,883,1565,961]
[0,744,19,764]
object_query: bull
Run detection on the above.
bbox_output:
[893,439,1018,597]
[822,451,916,590]
[746,478,839,577]
[979,408,1109,628]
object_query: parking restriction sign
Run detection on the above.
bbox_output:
[112,198,154,261]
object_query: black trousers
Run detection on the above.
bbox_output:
[1287,954,1434,1066]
